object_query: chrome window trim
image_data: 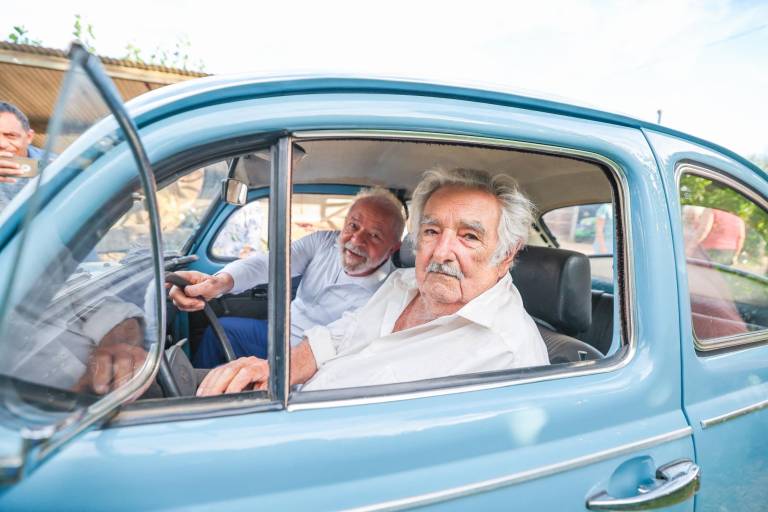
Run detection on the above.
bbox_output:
[675,162,768,352]
[701,397,768,428]
[341,427,692,512]
[286,129,636,411]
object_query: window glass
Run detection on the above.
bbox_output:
[95,162,228,265]
[0,67,162,419]
[679,173,768,341]
[212,193,355,259]
[541,203,614,283]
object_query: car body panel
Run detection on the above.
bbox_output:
[4,70,764,510]
[647,129,768,511]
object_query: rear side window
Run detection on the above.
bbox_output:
[541,203,614,284]
[679,171,768,345]
[211,193,356,259]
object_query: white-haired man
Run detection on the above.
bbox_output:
[169,188,405,367]
[196,168,549,395]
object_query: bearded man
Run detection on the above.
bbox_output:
[169,187,405,367]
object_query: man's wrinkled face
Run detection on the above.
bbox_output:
[339,198,401,276]
[0,113,34,157]
[415,186,514,308]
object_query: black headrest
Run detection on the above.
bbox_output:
[393,235,416,268]
[511,246,592,335]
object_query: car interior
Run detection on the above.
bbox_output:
[161,137,623,398]
[0,134,625,411]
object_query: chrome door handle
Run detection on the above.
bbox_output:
[586,459,700,511]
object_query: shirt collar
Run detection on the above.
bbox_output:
[454,273,512,329]
[27,145,45,159]
[393,269,511,330]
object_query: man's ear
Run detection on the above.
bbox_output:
[25,129,35,146]
[496,244,520,278]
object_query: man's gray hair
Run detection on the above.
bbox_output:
[410,168,535,264]
[352,187,406,240]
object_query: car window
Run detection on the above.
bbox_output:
[211,193,355,259]
[95,162,228,265]
[679,172,768,343]
[0,66,163,417]
[541,203,615,284]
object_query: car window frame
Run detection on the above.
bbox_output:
[285,129,636,410]
[675,162,768,353]
[111,129,637,426]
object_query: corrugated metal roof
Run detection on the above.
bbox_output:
[0,42,208,146]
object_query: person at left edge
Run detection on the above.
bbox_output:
[0,101,46,211]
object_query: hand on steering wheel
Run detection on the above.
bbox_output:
[165,272,237,362]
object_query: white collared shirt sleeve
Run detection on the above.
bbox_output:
[220,231,330,294]
[303,309,361,367]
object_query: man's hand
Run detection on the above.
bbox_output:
[196,356,269,396]
[75,342,148,395]
[196,340,320,397]
[0,152,24,183]
[167,270,234,311]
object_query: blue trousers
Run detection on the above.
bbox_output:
[193,317,268,368]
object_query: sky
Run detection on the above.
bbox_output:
[3,0,767,158]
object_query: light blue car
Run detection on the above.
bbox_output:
[1,44,766,511]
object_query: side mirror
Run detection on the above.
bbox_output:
[221,178,247,206]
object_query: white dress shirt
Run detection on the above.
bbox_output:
[221,230,393,346]
[302,268,549,391]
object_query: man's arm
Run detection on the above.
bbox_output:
[221,230,330,295]
[196,339,318,396]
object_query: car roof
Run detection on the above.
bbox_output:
[126,74,762,175]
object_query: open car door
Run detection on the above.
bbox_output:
[0,43,165,486]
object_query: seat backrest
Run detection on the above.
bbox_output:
[393,235,416,268]
[510,246,592,336]
[537,324,603,364]
[576,291,614,355]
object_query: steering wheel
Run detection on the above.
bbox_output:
[147,272,237,398]
[164,272,237,362]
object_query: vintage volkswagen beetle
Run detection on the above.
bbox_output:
[0,45,766,511]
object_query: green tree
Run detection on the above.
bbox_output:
[680,174,768,264]
[6,25,42,46]
[129,35,205,71]
[72,14,96,53]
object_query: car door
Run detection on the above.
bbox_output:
[0,44,166,493]
[2,52,698,510]
[649,129,768,512]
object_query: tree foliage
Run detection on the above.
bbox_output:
[6,25,41,46]
[680,174,768,265]
[72,14,97,53]
[4,17,205,71]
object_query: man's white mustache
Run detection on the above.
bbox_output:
[343,241,368,259]
[426,261,464,280]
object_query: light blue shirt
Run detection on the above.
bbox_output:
[221,230,393,346]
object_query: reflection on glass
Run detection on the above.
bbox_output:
[0,58,160,429]
[680,174,768,340]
